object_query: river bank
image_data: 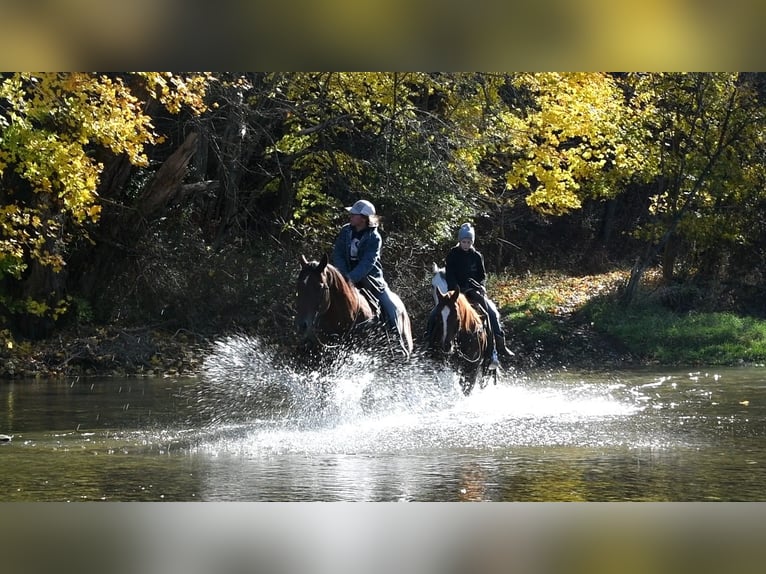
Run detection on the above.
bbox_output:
[0,317,632,380]
[2,268,764,379]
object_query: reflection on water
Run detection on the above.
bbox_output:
[1,334,766,501]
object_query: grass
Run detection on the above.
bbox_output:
[585,299,766,365]
[488,268,766,367]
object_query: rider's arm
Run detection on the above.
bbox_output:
[475,250,487,286]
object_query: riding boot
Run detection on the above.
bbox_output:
[495,333,515,358]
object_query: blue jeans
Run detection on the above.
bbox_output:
[357,276,403,332]
[482,296,503,339]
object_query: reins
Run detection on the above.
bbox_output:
[453,324,484,365]
[438,299,485,365]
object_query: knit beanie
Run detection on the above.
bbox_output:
[458,223,475,242]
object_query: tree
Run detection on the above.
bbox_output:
[500,72,651,216]
[622,73,766,303]
[254,73,510,245]
[0,72,209,337]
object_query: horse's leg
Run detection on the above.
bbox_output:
[461,365,479,396]
[480,353,493,388]
[398,311,413,360]
[460,375,473,396]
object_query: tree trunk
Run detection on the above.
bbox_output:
[134,132,199,222]
[599,198,617,246]
[205,89,246,249]
[623,225,677,305]
[72,132,201,309]
[15,230,66,339]
[662,233,678,282]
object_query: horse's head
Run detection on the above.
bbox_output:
[295,253,330,340]
[431,263,448,305]
[432,286,463,353]
[295,253,371,343]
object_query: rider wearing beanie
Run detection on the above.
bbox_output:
[444,223,514,360]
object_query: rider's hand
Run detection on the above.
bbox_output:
[468,278,485,295]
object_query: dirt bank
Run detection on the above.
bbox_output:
[0,313,638,380]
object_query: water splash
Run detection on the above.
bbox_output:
[191,334,649,455]
[197,334,463,424]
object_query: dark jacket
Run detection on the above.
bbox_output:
[332,223,388,292]
[445,245,486,292]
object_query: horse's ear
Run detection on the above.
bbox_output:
[318,253,329,272]
[300,255,309,268]
[436,286,447,302]
[449,287,461,304]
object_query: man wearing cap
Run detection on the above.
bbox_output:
[332,199,409,346]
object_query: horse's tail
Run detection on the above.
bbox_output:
[398,310,414,360]
[386,290,414,360]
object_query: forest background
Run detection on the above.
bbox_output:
[2,72,766,378]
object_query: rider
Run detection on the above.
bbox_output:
[332,199,406,337]
[429,222,514,364]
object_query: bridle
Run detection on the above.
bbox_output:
[439,301,484,365]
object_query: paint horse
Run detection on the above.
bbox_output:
[429,264,498,395]
[295,254,413,360]
[429,284,497,396]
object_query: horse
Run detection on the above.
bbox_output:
[295,253,413,361]
[428,286,497,396]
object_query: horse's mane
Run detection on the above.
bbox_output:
[436,289,483,335]
[454,292,483,333]
[322,262,358,302]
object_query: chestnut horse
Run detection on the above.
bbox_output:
[428,286,497,396]
[295,253,412,360]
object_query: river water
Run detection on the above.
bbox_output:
[1,335,765,501]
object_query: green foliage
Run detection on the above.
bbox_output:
[71,297,94,325]
[504,289,567,347]
[501,73,654,215]
[264,73,489,243]
[0,253,25,279]
[628,73,766,276]
[585,298,766,365]
[0,72,210,325]
[3,72,766,348]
